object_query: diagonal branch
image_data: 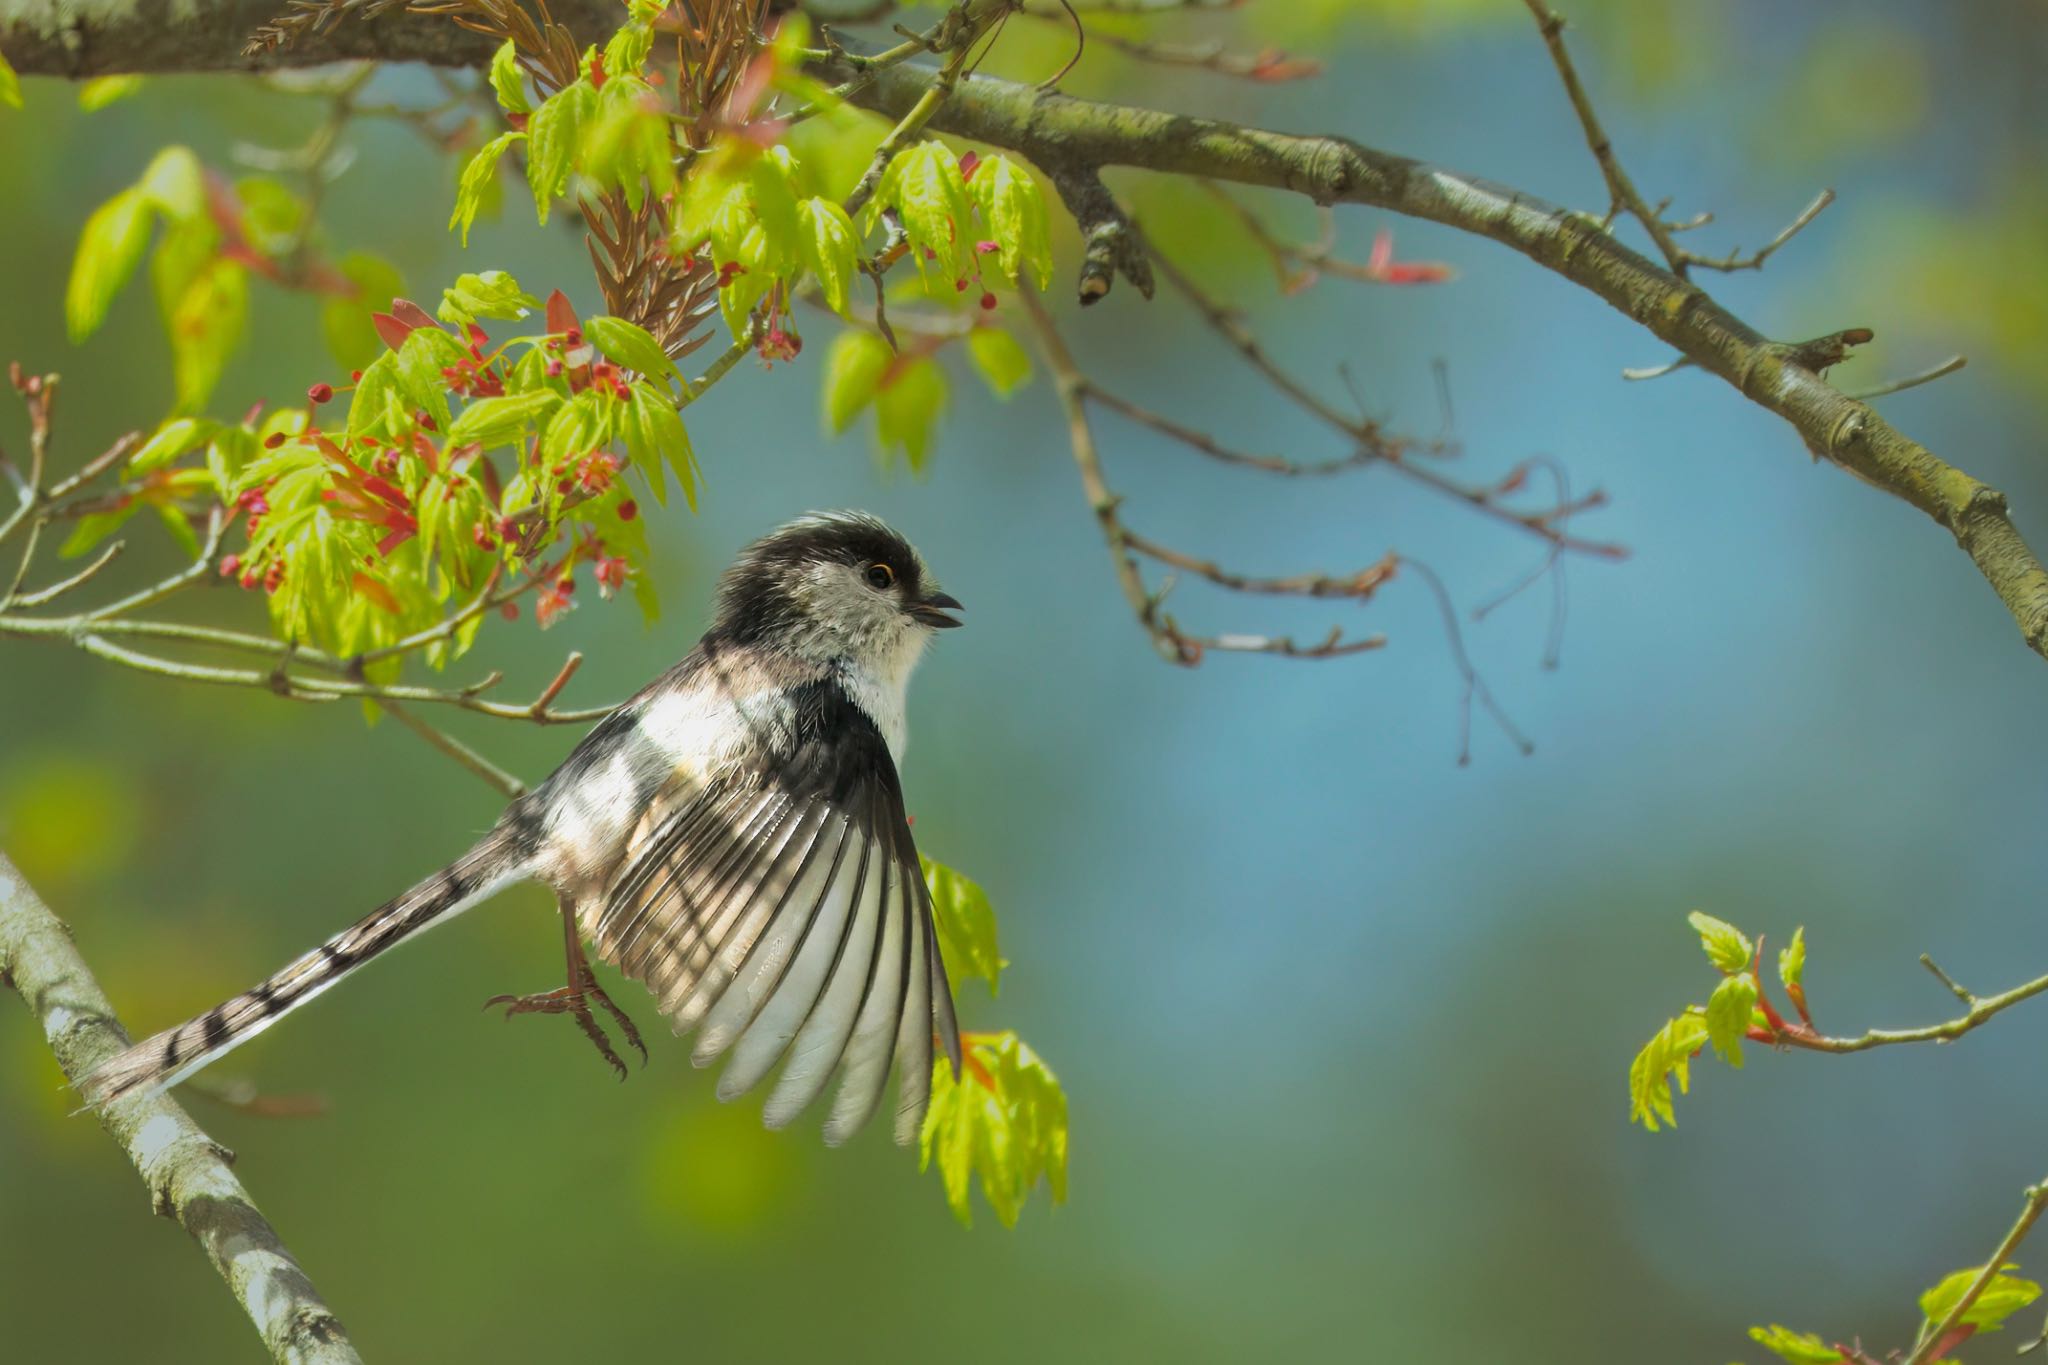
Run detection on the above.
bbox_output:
[808,59,2048,667]
[0,853,361,1365]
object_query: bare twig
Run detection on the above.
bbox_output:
[1846,355,1968,402]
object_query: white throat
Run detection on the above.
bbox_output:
[839,626,929,763]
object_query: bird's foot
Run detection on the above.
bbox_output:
[483,981,646,1080]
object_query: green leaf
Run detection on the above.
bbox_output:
[447,389,559,450]
[1746,1325,1842,1364]
[746,148,803,275]
[919,1031,1069,1229]
[0,45,19,109]
[1627,1011,1709,1131]
[1687,910,1753,975]
[137,145,204,221]
[395,325,469,436]
[67,187,154,343]
[526,81,596,225]
[57,503,140,558]
[347,351,405,440]
[127,417,211,475]
[322,251,407,374]
[873,142,974,283]
[623,381,696,509]
[797,197,860,317]
[921,856,1007,995]
[488,40,530,114]
[153,502,201,559]
[966,326,1031,397]
[451,131,524,247]
[438,269,539,326]
[874,355,946,472]
[1778,926,1806,992]
[78,75,145,112]
[603,22,654,77]
[586,315,679,385]
[969,155,1054,290]
[1920,1265,2043,1334]
[168,259,247,413]
[234,176,305,255]
[822,329,892,433]
[1704,972,1757,1068]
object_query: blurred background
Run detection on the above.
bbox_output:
[6,1,2048,1359]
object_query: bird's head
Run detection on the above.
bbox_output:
[713,511,963,668]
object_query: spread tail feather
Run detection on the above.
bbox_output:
[78,832,528,1109]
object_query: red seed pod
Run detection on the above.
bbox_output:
[546,359,565,378]
[307,383,334,405]
[350,369,364,382]
[239,569,260,590]
[264,432,287,449]
[979,292,997,311]
[618,500,638,522]
[500,602,520,621]
[415,409,437,432]
[219,554,242,578]
[263,561,285,594]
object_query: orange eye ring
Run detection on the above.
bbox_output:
[864,562,896,590]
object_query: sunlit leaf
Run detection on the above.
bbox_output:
[823,328,892,433]
[1920,1265,2042,1334]
[488,39,530,114]
[969,154,1054,291]
[1687,910,1753,974]
[127,417,211,475]
[57,504,141,558]
[168,258,248,413]
[797,197,860,317]
[966,326,1031,397]
[1704,971,1757,1068]
[447,389,559,450]
[67,187,153,342]
[1747,1324,1842,1364]
[587,315,680,385]
[874,355,946,471]
[451,131,525,247]
[1627,1011,1708,1131]
[919,1031,1068,1229]
[526,80,596,225]
[1778,926,1806,992]
[438,269,539,326]
[78,75,145,112]
[0,46,19,109]
[921,856,1007,995]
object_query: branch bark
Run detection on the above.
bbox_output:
[0,853,360,1365]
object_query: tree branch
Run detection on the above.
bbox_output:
[810,59,2048,667]
[0,853,361,1365]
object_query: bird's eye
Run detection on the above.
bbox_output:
[864,562,896,591]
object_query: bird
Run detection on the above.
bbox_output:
[78,511,966,1146]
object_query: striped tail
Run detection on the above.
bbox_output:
[78,832,529,1109]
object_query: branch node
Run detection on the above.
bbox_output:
[1047,168,1154,304]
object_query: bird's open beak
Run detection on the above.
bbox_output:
[911,590,964,629]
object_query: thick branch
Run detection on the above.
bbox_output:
[0,853,360,1365]
[0,0,613,74]
[816,61,2048,664]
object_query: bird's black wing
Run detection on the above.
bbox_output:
[588,680,961,1145]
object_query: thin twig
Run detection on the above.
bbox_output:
[1521,0,1689,275]
[1845,355,1968,402]
[1904,1183,2048,1365]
